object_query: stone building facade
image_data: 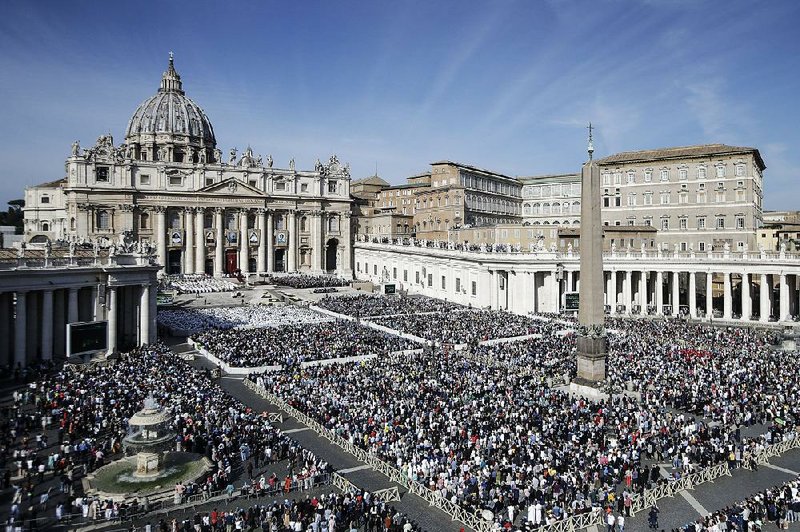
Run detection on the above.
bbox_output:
[24,56,353,277]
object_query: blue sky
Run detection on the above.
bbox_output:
[1,0,798,209]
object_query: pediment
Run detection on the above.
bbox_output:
[197,178,264,197]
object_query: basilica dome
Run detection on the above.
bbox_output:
[125,55,216,153]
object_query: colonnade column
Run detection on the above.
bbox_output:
[214,207,224,277]
[655,271,664,314]
[0,293,10,364]
[68,288,79,324]
[610,270,618,311]
[741,273,751,321]
[238,209,249,275]
[723,272,732,320]
[706,272,713,319]
[689,272,697,318]
[195,208,205,274]
[107,286,117,354]
[140,284,150,345]
[759,274,770,322]
[184,207,195,275]
[639,271,647,315]
[41,289,53,360]
[566,270,574,293]
[154,206,167,272]
[14,291,26,367]
[623,271,632,314]
[287,210,296,272]
[672,272,680,316]
[316,210,325,272]
[266,210,274,273]
[780,273,790,321]
[257,209,267,273]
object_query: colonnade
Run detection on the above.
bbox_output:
[0,263,159,368]
[149,206,351,277]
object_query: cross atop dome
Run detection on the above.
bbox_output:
[160,52,184,94]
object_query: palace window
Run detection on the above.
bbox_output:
[328,216,340,233]
[140,174,150,185]
[698,242,706,251]
[698,217,706,229]
[660,169,669,182]
[661,219,669,230]
[679,169,688,181]
[471,281,477,296]
[41,222,49,232]
[626,171,635,184]
[716,165,725,178]
[140,213,149,230]
[644,170,652,183]
[41,195,50,204]
[716,217,725,229]
[736,216,745,230]
[679,218,688,230]
[169,175,182,186]
[275,182,286,191]
[328,181,337,193]
[735,164,745,177]
[698,166,706,179]
[441,275,446,289]
[96,167,109,183]
[97,210,110,230]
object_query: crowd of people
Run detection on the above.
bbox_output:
[160,274,238,294]
[193,320,417,367]
[157,305,334,334]
[315,294,465,318]
[245,311,798,529]
[135,490,422,531]
[2,343,331,530]
[678,476,800,531]
[372,310,542,344]
[266,274,351,289]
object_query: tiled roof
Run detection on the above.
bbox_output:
[596,144,765,170]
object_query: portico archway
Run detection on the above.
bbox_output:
[325,238,339,272]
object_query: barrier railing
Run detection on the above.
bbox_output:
[742,431,800,469]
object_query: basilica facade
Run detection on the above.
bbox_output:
[24,55,353,277]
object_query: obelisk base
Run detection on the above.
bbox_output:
[576,335,607,382]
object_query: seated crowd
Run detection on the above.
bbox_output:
[160,274,238,294]
[316,294,465,318]
[3,343,330,530]
[246,314,798,529]
[157,305,333,334]
[193,320,417,367]
[372,310,541,344]
[266,274,350,289]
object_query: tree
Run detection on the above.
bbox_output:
[0,199,25,234]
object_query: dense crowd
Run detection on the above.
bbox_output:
[315,294,465,318]
[266,274,350,289]
[160,274,238,294]
[157,305,333,333]
[194,320,417,367]
[2,343,331,530]
[137,490,422,531]
[372,310,541,343]
[247,315,799,528]
[678,476,800,531]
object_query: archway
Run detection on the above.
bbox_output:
[30,235,50,244]
[325,239,339,272]
[168,249,182,274]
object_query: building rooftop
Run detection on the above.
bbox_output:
[352,175,390,187]
[519,173,580,183]
[30,177,67,189]
[430,160,516,182]
[596,144,765,170]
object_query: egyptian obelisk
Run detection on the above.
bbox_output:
[576,123,607,382]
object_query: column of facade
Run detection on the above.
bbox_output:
[759,273,770,322]
[154,206,167,272]
[41,289,53,360]
[671,272,680,316]
[107,286,117,354]
[26,292,39,360]
[706,272,713,319]
[140,284,150,345]
[214,207,224,277]
[741,273,751,321]
[68,288,79,324]
[549,270,559,313]
[566,270,574,293]
[610,270,618,311]
[184,208,195,275]
[287,210,297,272]
[53,290,65,357]
[655,271,664,314]
[623,271,632,313]
[689,272,697,318]
[238,209,249,275]
[639,271,648,315]
[316,210,325,272]
[780,273,790,321]
[14,291,26,367]
[257,209,267,273]
[266,210,274,273]
[342,213,352,274]
[723,272,732,320]
[195,208,205,274]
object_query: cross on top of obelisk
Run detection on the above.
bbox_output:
[587,122,594,160]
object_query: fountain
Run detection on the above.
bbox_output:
[84,394,211,501]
